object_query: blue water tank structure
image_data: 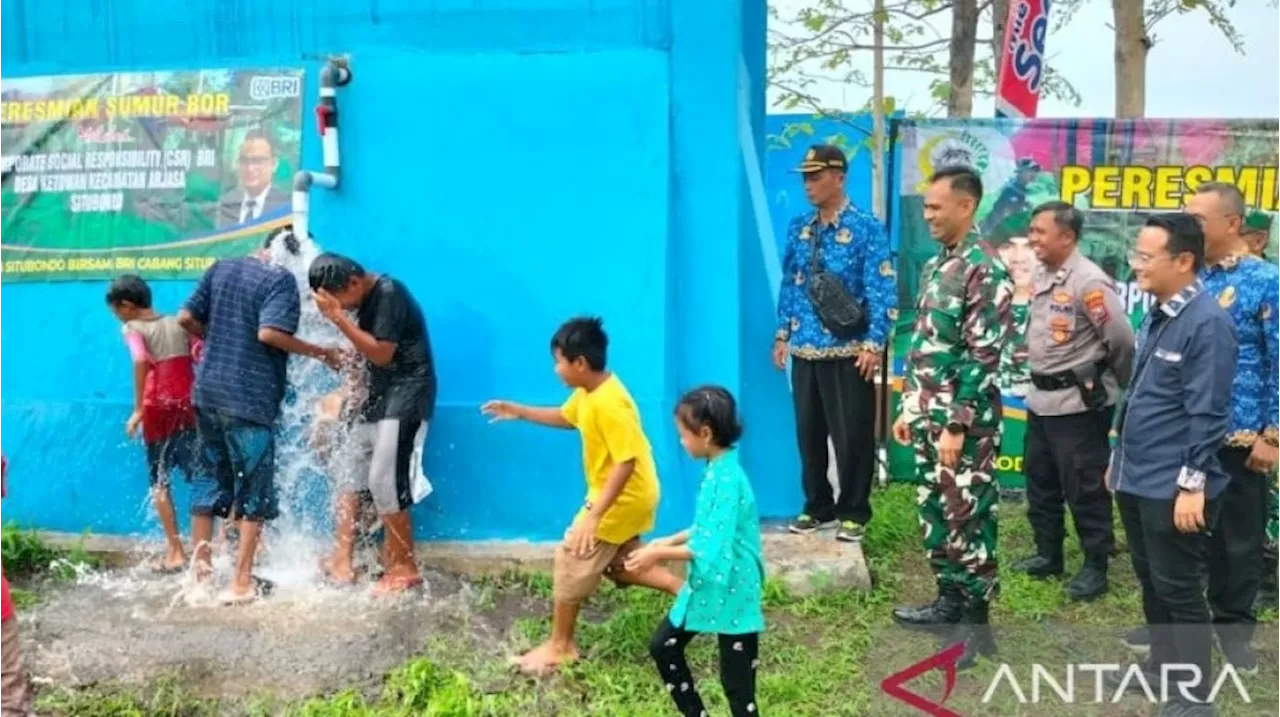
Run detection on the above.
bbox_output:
[0,0,837,542]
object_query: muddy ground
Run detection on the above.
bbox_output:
[21,565,542,702]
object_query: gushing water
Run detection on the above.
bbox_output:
[254,231,351,593]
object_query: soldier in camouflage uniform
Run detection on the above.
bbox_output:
[891,166,1015,671]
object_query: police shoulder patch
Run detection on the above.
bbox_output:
[1083,288,1108,323]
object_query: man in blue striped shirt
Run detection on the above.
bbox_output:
[179,245,337,604]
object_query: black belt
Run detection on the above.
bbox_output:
[1030,361,1107,391]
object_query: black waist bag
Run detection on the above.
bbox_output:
[806,223,867,339]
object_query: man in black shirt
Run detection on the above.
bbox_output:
[309,252,437,596]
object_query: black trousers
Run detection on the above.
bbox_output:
[649,618,760,717]
[1209,447,1269,648]
[1117,491,1219,703]
[1023,409,1116,558]
[791,357,876,523]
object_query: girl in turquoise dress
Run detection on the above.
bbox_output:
[625,386,765,716]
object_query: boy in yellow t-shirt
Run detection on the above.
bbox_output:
[482,317,683,675]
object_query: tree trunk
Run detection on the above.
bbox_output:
[1112,0,1149,118]
[872,0,885,221]
[948,0,980,117]
[992,0,1010,74]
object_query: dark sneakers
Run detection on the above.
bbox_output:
[788,514,836,535]
[835,520,865,543]
[1066,555,1109,602]
[1011,552,1108,600]
[1220,640,1259,676]
[1123,626,1151,653]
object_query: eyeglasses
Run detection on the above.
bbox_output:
[1128,249,1191,268]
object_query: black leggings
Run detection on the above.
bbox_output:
[649,617,760,716]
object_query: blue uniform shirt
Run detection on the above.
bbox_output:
[185,257,301,427]
[775,200,896,358]
[1112,281,1237,500]
[1200,252,1280,447]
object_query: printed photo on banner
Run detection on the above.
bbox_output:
[891,117,1279,488]
[1,68,304,283]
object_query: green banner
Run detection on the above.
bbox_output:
[890,118,1279,488]
[1,68,304,282]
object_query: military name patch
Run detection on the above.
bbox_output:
[1083,289,1108,323]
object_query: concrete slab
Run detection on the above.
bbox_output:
[40,527,872,594]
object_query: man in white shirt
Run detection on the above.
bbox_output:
[217,129,289,227]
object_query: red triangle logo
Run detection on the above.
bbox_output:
[879,641,967,717]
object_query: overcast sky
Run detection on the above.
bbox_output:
[768,0,1280,118]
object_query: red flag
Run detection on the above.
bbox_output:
[996,0,1051,118]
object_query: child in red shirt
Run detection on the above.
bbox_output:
[1,454,34,717]
[106,275,200,573]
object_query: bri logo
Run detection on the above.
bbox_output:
[249,76,302,102]
[879,641,966,717]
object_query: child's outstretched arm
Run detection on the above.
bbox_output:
[480,401,572,429]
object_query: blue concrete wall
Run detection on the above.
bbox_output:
[0,2,888,544]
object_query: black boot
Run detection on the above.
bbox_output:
[939,601,997,671]
[892,582,964,632]
[1066,553,1109,602]
[1009,551,1063,579]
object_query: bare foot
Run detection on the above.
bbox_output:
[370,571,423,597]
[319,555,358,586]
[515,641,580,675]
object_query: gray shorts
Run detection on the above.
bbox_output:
[335,418,431,515]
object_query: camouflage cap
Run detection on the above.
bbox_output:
[1243,208,1273,235]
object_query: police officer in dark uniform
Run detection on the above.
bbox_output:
[1011,202,1135,600]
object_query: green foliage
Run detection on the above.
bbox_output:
[1,522,99,582]
[1,523,62,579]
[769,0,1084,118]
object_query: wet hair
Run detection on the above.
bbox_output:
[263,225,300,256]
[1193,181,1246,218]
[1031,200,1084,240]
[308,252,366,293]
[105,274,152,309]
[1144,213,1205,272]
[930,165,984,206]
[676,385,743,448]
[550,317,607,371]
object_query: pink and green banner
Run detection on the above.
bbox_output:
[890,118,1279,488]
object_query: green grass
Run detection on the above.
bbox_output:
[28,485,1280,716]
[2,523,102,611]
